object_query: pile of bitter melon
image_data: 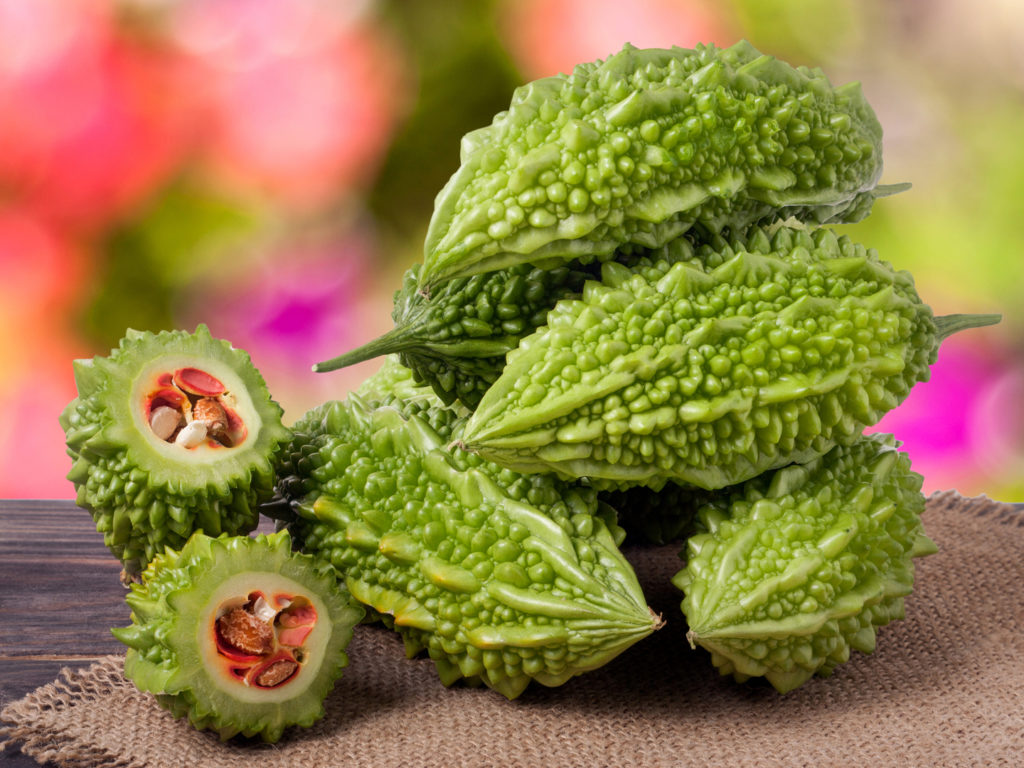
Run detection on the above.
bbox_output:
[61,41,999,743]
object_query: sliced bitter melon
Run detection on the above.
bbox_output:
[59,325,292,579]
[112,530,364,743]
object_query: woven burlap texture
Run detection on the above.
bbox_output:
[2,491,1022,768]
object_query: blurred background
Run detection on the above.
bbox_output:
[1,0,1021,500]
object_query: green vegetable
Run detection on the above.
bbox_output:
[59,325,292,579]
[315,262,591,408]
[112,530,364,742]
[672,433,935,693]
[275,395,660,699]
[420,39,903,290]
[599,482,704,545]
[459,225,1000,491]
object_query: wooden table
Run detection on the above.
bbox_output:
[0,500,276,768]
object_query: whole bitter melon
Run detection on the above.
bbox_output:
[673,433,935,693]
[314,262,591,408]
[112,530,364,742]
[460,225,1000,491]
[275,394,660,699]
[421,39,903,289]
[59,325,292,579]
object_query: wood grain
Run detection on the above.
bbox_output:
[0,501,119,766]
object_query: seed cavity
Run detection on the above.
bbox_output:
[212,592,319,690]
[145,367,246,449]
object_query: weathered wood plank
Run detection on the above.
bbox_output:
[1,502,119,767]
[0,501,128,662]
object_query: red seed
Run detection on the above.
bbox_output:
[174,367,225,396]
[277,625,314,648]
[148,387,187,412]
[222,405,248,446]
[279,604,317,628]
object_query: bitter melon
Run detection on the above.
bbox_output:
[275,394,660,699]
[599,482,704,546]
[59,325,292,579]
[672,433,935,693]
[421,39,903,289]
[460,225,999,491]
[315,262,591,408]
[112,530,364,742]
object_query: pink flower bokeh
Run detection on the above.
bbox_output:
[0,0,193,234]
[169,0,405,210]
[0,0,406,498]
[500,0,727,79]
[869,335,1023,496]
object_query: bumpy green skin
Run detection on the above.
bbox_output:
[59,325,292,577]
[421,40,895,289]
[672,434,936,693]
[599,482,704,546]
[315,262,591,409]
[275,395,658,700]
[460,225,1000,491]
[112,531,364,742]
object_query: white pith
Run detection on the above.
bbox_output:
[196,571,330,704]
[131,354,263,463]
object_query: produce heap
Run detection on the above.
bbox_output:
[61,41,1000,743]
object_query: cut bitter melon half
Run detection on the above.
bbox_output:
[59,325,292,579]
[112,530,365,743]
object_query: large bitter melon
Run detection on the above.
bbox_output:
[275,394,660,699]
[673,433,935,693]
[421,39,902,289]
[460,225,999,491]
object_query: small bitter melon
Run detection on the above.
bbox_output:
[599,482,705,546]
[275,394,660,699]
[673,433,935,693]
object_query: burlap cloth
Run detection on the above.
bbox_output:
[2,491,1022,767]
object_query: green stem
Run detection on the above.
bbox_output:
[872,182,912,199]
[934,313,1002,341]
[313,324,422,373]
